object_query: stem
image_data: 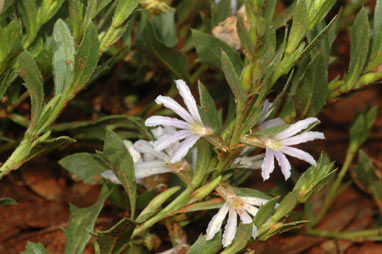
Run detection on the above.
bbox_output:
[0,135,33,179]
[99,25,116,54]
[302,228,382,241]
[309,147,356,227]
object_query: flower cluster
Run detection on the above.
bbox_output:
[102,79,325,248]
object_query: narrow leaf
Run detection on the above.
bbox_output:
[96,217,136,254]
[59,152,109,184]
[64,185,111,254]
[0,197,17,206]
[70,23,100,94]
[285,0,308,54]
[221,51,245,104]
[53,19,75,95]
[366,0,382,71]
[198,81,222,134]
[192,30,243,74]
[100,129,136,218]
[344,8,370,90]
[18,51,44,129]
[187,232,222,254]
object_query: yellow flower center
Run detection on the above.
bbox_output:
[263,137,283,151]
[190,122,213,136]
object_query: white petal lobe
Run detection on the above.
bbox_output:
[261,149,275,181]
[282,146,317,166]
[175,79,202,122]
[274,151,292,180]
[276,117,319,139]
[222,209,237,247]
[206,203,229,240]
[170,134,200,163]
[154,95,193,122]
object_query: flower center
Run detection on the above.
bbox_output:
[227,196,245,209]
[263,137,283,151]
[190,122,213,136]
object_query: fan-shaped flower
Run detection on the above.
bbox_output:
[206,185,268,247]
[145,79,213,163]
[259,117,325,180]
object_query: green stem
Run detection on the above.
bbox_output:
[99,25,116,54]
[7,91,30,113]
[0,135,33,179]
[309,146,356,227]
[302,228,382,241]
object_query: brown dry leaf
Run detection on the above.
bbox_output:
[21,162,66,201]
[212,6,249,50]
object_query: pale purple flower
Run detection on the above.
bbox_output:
[260,117,325,180]
[145,80,213,163]
[206,185,268,247]
[257,99,285,130]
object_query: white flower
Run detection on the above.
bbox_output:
[260,117,325,180]
[206,185,268,247]
[145,80,213,163]
[101,140,142,184]
[257,99,285,130]
[101,127,192,183]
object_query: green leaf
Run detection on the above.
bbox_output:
[153,9,177,48]
[192,30,243,74]
[366,0,382,71]
[17,0,38,47]
[22,241,47,254]
[293,155,335,203]
[113,0,139,27]
[139,14,189,81]
[293,53,329,117]
[344,8,370,91]
[354,150,382,212]
[211,0,231,28]
[263,0,276,27]
[220,223,252,254]
[307,0,336,30]
[187,232,222,254]
[53,19,75,95]
[99,129,136,218]
[285,0,308,54]
[254,124,289,137]
[27,136,76,161]
[64,185,111,254]
[95,217,136,254]
[70,22,100,94]
[253,196,279,228]
[191,140,211,188]
[59,153,109,184]
[221,51,246,104]
[18,51,44,129]
[0,20,23,76]
[271,190,299,223]
[233,187,272,200]
[0,197,17,206]
[69,0,85,43]
[260,220,308,240]
[198,81,222,134]
[349,106,378,150]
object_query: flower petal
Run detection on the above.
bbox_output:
[175,79,202,122]
[252,224,258,240]
[154,130,194,151]
[134,161,170,178]
[237,209,252,224]
[276,117,319,140]
[261,149,275,180]
[206,203,230,240]
[274,151,292,180]
[281,131,325,146]
[123,140,142,163]
[258,99,273,124]
[134,140,168,161]
[222,208,237,247]
[155,95,193,122]
[170,134,200,163]
[282,146,317,166]
[145,116,190,129]
[243,204,259,217]
[259,118,285,130]
[240,196,268,206]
